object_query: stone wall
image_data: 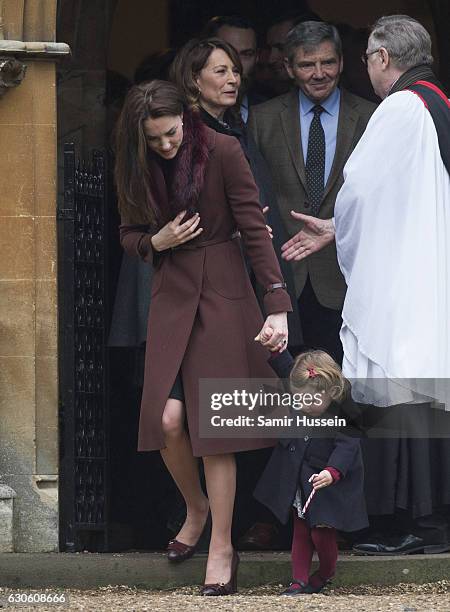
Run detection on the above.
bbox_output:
[0,0,60,552]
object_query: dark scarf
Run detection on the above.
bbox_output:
[199,107,250,159]
[199,107,243,140]
[149,109,210,225]
[389,64,445,96]
[389,64,450,175]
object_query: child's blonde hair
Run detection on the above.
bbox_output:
[290,350,347,402]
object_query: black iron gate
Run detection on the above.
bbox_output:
[58,144,109,552]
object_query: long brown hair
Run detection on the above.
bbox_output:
[170,37,243,110]
[114,79,184,225]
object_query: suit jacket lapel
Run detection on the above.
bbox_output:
[280,89,307,190]
[323,88,359,200]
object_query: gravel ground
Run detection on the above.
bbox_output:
[1,582,449,612]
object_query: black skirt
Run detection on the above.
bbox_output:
[168,371,184,402]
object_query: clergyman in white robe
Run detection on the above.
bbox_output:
[334,89,450,408]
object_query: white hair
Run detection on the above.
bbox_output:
[370,15,433,70]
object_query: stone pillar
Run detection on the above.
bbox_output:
[0,485,16,552]
[0,0,68,552]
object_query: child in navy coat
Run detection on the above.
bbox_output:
[253,344,368,595]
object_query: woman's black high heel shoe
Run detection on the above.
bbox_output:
[200,549,240,596]
[167,511,211,563]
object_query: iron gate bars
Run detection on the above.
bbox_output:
[59,144,109,552]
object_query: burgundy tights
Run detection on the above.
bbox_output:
[291,511,338,585]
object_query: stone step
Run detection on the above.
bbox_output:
[0,552,449,590]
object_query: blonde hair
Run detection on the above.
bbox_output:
[290,350,347,402]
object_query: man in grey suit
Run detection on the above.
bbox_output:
[248,21,376,361]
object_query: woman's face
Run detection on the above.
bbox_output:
[195,48,241,118]
[143,114,183,159]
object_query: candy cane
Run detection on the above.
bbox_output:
[302,473,318,514]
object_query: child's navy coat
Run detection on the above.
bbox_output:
[253,351,369,531]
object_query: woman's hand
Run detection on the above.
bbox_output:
[254,312,288,352]
[262,206,273,239]
[151,211,203,252]
[310,470,333,490]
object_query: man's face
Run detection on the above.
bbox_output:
[286,41,343,103]
[267,20,295,81]
[216,25,257,78]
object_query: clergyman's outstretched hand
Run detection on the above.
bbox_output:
[281,212,335,261]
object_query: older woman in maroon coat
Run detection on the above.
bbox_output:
[115,79,291,595]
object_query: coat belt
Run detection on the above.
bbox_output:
[171,230,240,251]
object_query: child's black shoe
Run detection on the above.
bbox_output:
[280,580,309,596]
[303,571,333,593]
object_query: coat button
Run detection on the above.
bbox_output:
[304,436,309,441]
[304,201,310,208]
[289,445,296,452]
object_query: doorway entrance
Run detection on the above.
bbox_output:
[57,0,450,552]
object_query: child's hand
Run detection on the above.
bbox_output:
[310,470,333,490]
[255,314,288,352]
[256,326,283,351]
[255,326,274,344]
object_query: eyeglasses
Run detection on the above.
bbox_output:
[361,49,380,65]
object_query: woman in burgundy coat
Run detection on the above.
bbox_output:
[115,79,291,594]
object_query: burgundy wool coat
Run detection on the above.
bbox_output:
[120,126,292,456]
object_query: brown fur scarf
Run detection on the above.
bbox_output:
[168,109,210,216]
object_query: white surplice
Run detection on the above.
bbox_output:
[334,90,450,407]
